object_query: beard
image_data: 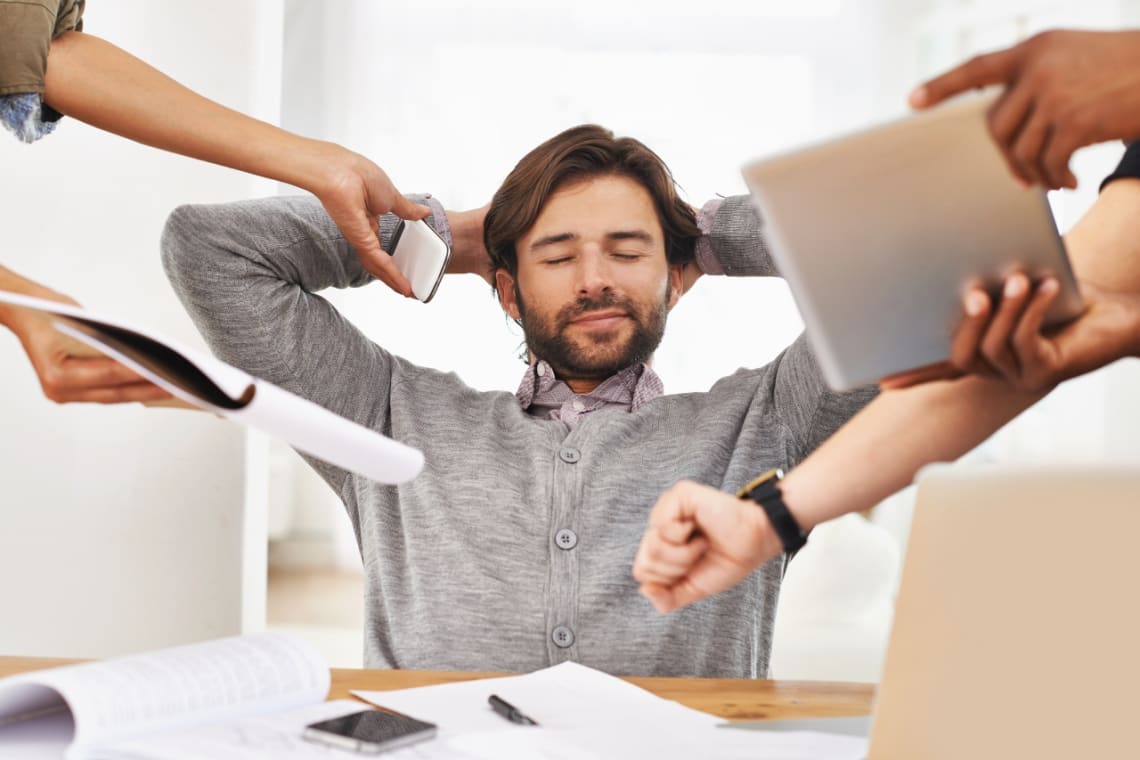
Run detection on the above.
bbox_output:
[517,286,669,381]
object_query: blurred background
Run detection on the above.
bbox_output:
[2,0,1138,681]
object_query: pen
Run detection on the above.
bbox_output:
[488,694,539,726]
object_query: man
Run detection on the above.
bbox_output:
[162,125,877,678]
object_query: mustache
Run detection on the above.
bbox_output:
[556,292,638,329]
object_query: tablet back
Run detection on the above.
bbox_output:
[742,94,1083,390]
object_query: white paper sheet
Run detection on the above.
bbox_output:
[354,662,868,760]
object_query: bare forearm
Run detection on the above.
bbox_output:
[1066,179,1140,291]
[42,32,342,195]
[781,378,1044,530]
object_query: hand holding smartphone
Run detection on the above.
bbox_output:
[390,219,452,303]
[303,709,437,754]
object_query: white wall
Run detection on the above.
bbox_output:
[0,0,282,657]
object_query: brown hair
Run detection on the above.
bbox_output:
[484,125,700,295]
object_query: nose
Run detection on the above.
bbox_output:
[575,245,611,300]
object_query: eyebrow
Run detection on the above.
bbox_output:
[528,229,655,252]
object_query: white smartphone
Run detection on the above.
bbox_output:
[389,219,452,303]
[302,709,437,754]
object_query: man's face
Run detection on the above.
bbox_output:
[496,174,682,381]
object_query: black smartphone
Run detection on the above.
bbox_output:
[302,709,437,754]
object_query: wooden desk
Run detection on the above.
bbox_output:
[0,656,874,722]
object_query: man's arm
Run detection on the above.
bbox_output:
[161,195,459,488]
[689,196,779,281]
[42,31,429,295]
[690,195,878,459]
[634,374,1039,610]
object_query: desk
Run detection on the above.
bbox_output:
[0,656,874,721]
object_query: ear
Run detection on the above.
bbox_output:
[666,264,683,310]
[496,269,521,320]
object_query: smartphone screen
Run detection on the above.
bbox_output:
[303,709,437,754]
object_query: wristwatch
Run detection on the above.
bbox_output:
[737,468,809,554]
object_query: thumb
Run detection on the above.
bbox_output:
[338,208,387,262]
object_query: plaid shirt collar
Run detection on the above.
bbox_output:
[516,359,664,427]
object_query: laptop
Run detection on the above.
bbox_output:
[733,465,1140,759]
[741,94,1084,391]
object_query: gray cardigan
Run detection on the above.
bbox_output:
[161,194,875,678]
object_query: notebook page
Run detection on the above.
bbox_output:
[0,632,328,758]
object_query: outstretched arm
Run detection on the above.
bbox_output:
[634,370,1039,612]
[42,31,429,295]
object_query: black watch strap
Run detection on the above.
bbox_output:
[737,469,808,554]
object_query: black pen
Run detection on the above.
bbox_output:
[488,694,539,726]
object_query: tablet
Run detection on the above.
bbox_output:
[741,93,1083,391]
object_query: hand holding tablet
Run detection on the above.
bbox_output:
[741,92,1083,391]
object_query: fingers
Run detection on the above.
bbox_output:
[879,287,992,389]
[910,48,1018,108]
[1011,277,1058,351]
[1010,114,1052,189]
[332,208,415,297]
[633,533,709,588]
[947,288,994,372]
[1009,277,1061,389]
[639,578,711,614]
[640,562,746,614]
[36,356,150,401]
[389,195,432,222]
[54,356,147,388]
[1040,130,1079,190]
[979,273,1032,377]
[634,492,707,587]
[878,362,961,391]
[57,382,173,405]
[987,86,1036,185]
[639,581,683,614]
[645,480,703,527]
[882,275,1067,392]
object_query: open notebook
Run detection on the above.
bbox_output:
[0,632,344,760]
[0,290,423,484]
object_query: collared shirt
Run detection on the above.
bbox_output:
[516,360,664,428]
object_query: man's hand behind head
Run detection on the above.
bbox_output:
[910,29,1140,190]
[445,204,493,286]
